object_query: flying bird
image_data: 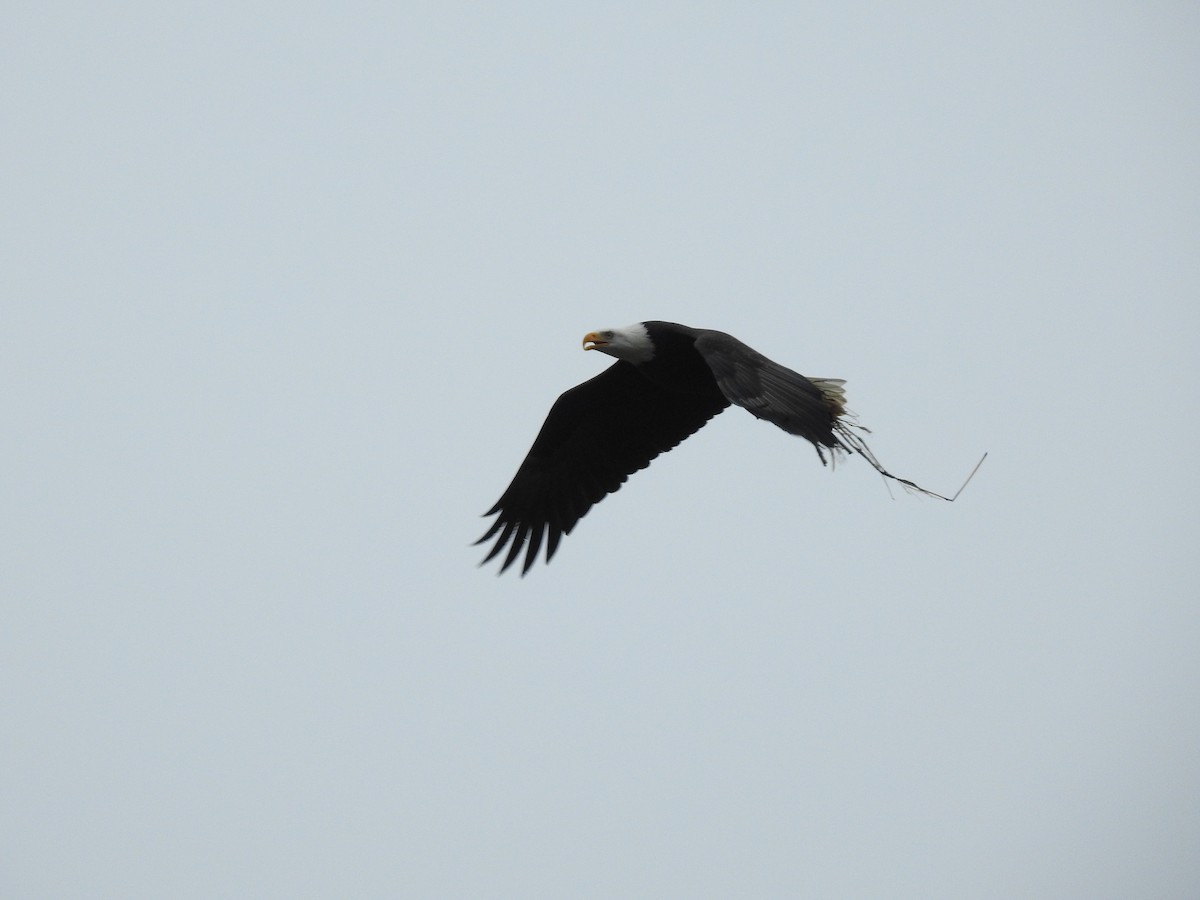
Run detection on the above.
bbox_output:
[477,321,982,574]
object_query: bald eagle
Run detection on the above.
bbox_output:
[477,321,979,574]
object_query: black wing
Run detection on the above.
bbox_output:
[693,330,843,458]
[477,360,729,574]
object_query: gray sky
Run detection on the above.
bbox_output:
[3,3,1198,898]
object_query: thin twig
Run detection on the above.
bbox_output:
[834,421,988,502]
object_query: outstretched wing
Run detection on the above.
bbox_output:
[477,360,729,574]
[693,330,844,458]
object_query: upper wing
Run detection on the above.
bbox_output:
[692,330,843,458]
[477,360,729,574]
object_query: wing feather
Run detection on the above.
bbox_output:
[693,331,843,458]
[477,360,729,574]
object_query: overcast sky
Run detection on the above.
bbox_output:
[3,3,1198,898]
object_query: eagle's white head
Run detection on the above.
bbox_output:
[581,323,654,364]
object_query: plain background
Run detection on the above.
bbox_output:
[3,3,1197,897]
